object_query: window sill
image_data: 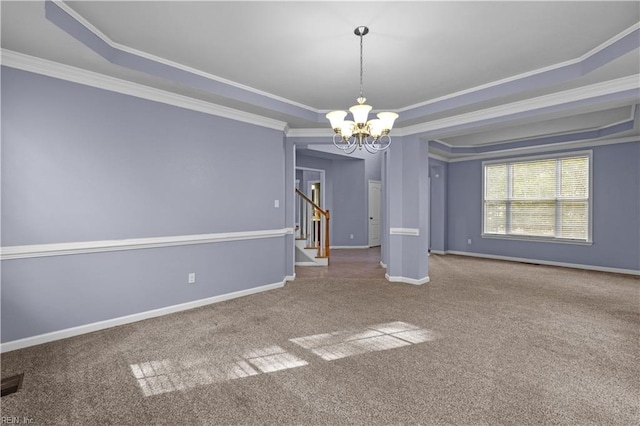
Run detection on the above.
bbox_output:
[481,234,593,246]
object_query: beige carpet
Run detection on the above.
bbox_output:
[1,254,639,425]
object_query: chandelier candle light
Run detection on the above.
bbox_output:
[326,26,399,154]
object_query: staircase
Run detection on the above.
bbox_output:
[295,188,330,266]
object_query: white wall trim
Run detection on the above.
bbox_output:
[50,0,318,116]
[286,128,333,138]
[289,75,639,141]
[385,274,430,285]
[429,250,447,255]
[432,114,636,152]
[428,152,450,162]
[380,261,387,269]
[446,250,639,276]
[401,75,640,137]
[44,1,640,132]
[330,245,371,249]
[1,49,288,132]
[390,228,420,236]
[397,23,640,113]
[438,136,640,163]
[0,280,286,353]
[285,274,296,282]
[1,228,291,260]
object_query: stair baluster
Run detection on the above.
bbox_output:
[295,189,330,263]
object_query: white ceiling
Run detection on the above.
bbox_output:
[2,1,639,157]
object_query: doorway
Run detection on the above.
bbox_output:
[368,180,382,247]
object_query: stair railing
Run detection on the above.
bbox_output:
[295,188,330,260]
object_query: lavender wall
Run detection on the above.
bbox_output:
[447,142,640,271]
[383,135,430,282]
[2,69,285,245]
[1,67,289,343]
[296,152,375,247]
[429,157,448,252]
[331,159,367,246]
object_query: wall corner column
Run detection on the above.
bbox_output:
[384,135,430,285]
[284,138,296,280]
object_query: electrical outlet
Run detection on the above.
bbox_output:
[467,238,472,245]
[188,272,196,284]
[350,234,354,239]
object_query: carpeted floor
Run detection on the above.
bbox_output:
[1,254,639,425]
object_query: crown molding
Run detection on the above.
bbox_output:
[428,152,450,163]
[286,127,407,139]
[443,135,640,163]
[286,128,334,138]
[401,75,640,137]
[398,23,640,114]
[51,0,318,116]
[1,49,288,132]
[48,2,639,128]
[432,104,637,152]
[581,22,640,62]
[291,78,639,141]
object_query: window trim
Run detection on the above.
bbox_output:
[481,150,593,244]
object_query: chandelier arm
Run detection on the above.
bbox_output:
[363,141,378,154]
[341,137,358,154]
[376,135,392,151]
[334,143,352,152]
[332,134,348,150]
[333,134,359,153]
[363,137,379,153]
[367,135,386,153]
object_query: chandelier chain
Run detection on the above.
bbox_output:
[359,30,364,100]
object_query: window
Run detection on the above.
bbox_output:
[483,152,591,242]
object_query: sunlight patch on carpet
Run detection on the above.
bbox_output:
[289,321,437,361]
[243,345,308,373]
[130,345,307,397]
[130,322,436,396]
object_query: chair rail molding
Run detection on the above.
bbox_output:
[1,228,294,260]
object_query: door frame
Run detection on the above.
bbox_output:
[296,166,326,209]
[308,180,321,207]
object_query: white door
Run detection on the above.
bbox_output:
[368,180,382,247]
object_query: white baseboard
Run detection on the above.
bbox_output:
[330,245,370,249]
[446,250,640,276]
[285,274,296,282]
[380,261,388,269]
[385,274,430,285]
[295,261,322,266]
[429,250,447,255]
[0,280,286,353]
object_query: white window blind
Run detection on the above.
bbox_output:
[483,153,590,242]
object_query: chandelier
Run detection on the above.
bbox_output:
[326,26,399,154]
